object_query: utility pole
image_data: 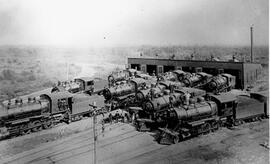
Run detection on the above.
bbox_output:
[89,102,97,164]
[93,112,97,164]
[250,25,253,63]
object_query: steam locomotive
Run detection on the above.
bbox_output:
[0,92,105,139]
[205,73,236,93]
[103,78,149,109]
[108,69,141,87]
[135,80,184,104]
[133,91,268,144]
[182,72,213,87]
[172,70,191,82]
[51,77,107,96]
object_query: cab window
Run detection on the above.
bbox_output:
[87,81,94,86]
[227,102,233,108]
[221,103,226,109]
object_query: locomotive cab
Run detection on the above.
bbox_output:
[172,70,188,82]
[74,77,94,94]
[40,92,73,114]
[209,93,237,122]
[221,74,236,90]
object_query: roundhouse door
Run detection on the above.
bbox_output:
[68,97,73,113]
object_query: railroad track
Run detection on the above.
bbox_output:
[3,122,128,164]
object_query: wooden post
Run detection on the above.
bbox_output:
[250,26,253,63]
[90,102,97,164]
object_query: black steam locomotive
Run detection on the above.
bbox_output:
[108,69,141,87]
[133,91,268,144]
[182,72,213,87]
[103,78,149,110]
[205,73,236,93]
[0,92,105,139]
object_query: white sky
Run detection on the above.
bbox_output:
[0,0,268,47]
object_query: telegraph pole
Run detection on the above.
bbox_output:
[250,25,253,63]
[90,102,97,164]
[93,112,97,164]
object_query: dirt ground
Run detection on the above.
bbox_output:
[0,115,268,164]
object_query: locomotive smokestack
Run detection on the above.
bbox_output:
[250,25,253,63]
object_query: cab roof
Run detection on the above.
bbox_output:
[75,77,93,82]
[40,91,73,100]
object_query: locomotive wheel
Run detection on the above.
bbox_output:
[31,121,42,132]
[43,121,53,129]
[233,120,241,126]
[22,129,31,135]
[211,122,219,131]
[202,123,210,134]
[156,132,162,144]
[173,135,180,144]
[21,124,31,135]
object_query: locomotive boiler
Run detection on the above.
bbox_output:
[103,83,135,101]
[143,92,182,114]
[183,72,212,87]
[172,70,191,82]
[136,84,166,103]
[169,101,218,123]
[206,73,236,93]
[136,80,184,103]
[108,69,141,87]
[159,72,178,82]
[103,78,148,109]
[108,70,130,87]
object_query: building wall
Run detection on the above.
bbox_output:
[243,63,263,88]
[128,58,243,70]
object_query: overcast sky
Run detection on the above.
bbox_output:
[0,0,268,47]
